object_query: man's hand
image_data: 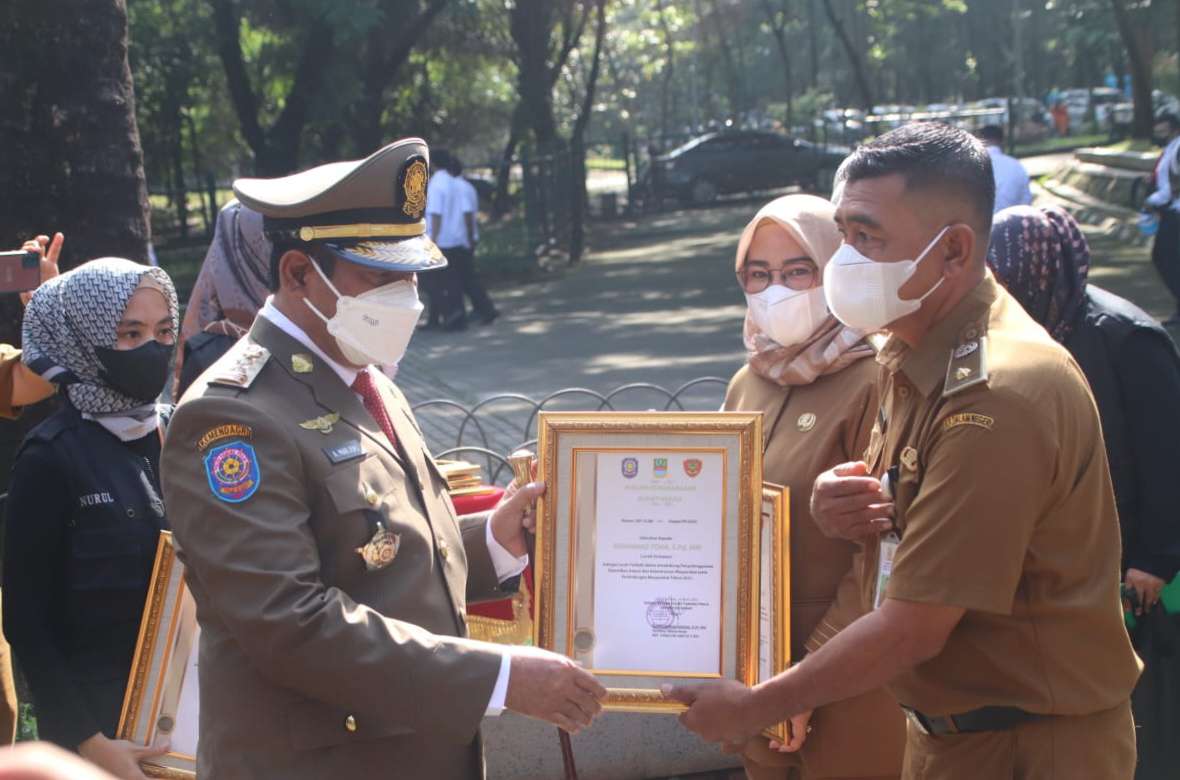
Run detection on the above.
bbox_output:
[489,481,544,558]
[1125,568,1167,615]
[766,709,813,753]
[504,646,607,733]
[663,679,765,746]
[19,232,63,306]
[809,462,893,541]
[77,733,168,780]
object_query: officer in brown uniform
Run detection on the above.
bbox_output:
[160,138,604,780]
[668,123,1141,780]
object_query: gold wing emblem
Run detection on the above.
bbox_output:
[402,160,428,219]
[299,412,341,435]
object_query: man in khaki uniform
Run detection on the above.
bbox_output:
[668,123,1141,779]
[160,138,604,780]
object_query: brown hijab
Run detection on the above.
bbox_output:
[736,194,874,385]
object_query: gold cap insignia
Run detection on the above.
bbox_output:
[797,413,817,432]
[900,446,919,472]
[291,354,314,374]
[402,160,428,219]
[300,412,341,435]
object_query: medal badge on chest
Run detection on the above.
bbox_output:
[357,514,400,571]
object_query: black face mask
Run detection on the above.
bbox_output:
[95,341,174,402]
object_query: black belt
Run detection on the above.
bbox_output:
[902,705,1045,736]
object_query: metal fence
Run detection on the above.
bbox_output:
[411,377,729,485]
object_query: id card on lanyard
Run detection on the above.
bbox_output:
[874,465,901,610]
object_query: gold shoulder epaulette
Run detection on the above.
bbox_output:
[208,342,270,390]
[943,336,989,397]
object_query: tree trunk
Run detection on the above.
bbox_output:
[211,0,335,174]
[655,0,676,141]
[820,0,875,110]
[1111,0,1155,139]
[760,0,795,127]
[510,0,563,147]
[807,0,820,90]
[351,0,450,154]
[569,0,608,263]
[0,0,149,489]
[494,104,528,219]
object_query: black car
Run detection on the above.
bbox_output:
[647,131,847,205]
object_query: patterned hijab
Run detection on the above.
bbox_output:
[988,205,1090,343]
[736,194,875,386]
[23,257,179,415]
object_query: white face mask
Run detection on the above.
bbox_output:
[745,285,829,347]
[303,260,423,367]
[822,226,949,333]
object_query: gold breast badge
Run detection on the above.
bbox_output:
[300,412,341,435]
[357,523,400,571]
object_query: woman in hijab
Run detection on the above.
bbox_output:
[989,205,1180,616]
[724,195,904,780]
[4,258,178,779]
[174,199,271,398]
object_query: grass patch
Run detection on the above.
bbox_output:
[586,157,627,171]
[1013,133,1113,157]
[1104,138,1156,153]
[155,243,208,303]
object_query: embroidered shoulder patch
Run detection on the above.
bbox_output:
[941,413,995,432]
[204,440,262,503]
[197,424,253,451]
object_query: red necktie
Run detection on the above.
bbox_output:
[351,370,399,449]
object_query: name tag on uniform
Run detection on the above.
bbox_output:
[323,440,364,465]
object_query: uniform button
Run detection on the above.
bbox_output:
[438,541,450,560]
[964,327,979,340]
[344,715,357,733]
[898,386,910,400]
[126,508,136,519]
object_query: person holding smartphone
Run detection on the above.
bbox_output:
[0,233,62,415]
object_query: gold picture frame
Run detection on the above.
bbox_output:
[118,531,199,779]
[759,483,791,741]
[535,411,763,713]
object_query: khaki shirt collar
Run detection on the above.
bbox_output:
[877,271,1000,397]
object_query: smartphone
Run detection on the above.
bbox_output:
[0,250,42,293]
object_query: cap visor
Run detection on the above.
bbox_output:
[322,236,448,272]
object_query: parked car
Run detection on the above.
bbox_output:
[647,131,847,205]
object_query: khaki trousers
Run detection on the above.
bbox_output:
[901,701,1136,780]
[0,593,17,744]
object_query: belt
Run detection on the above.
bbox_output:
[901,705,1045,736]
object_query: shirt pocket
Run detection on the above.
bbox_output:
[68,527,150,591]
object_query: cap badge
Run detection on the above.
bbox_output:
[402,160,428,219]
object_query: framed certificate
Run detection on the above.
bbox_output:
[535,411,763,712]
[759,483,791,741]
[118,531,199,778]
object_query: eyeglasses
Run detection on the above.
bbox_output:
[738,264,817,294]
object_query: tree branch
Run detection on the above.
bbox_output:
[210,0,264,154]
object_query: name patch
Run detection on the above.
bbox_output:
[204,440,262,503]
[78,492,115,508]
[941,413,995,432]
[324,440,365,465]
[198,424,253,451]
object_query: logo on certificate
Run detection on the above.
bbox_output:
[653,457,669,478]
[621,457,639,479]
[683,458,702,478]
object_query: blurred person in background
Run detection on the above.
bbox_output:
[3,258,178,779]
[173,200,271,398]
[989,205,1180,615]
[978,125,1032,213]
[1145,112,1180,326]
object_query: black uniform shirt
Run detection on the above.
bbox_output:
[2,405,168,749]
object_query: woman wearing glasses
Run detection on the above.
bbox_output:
[725,195,904,780]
